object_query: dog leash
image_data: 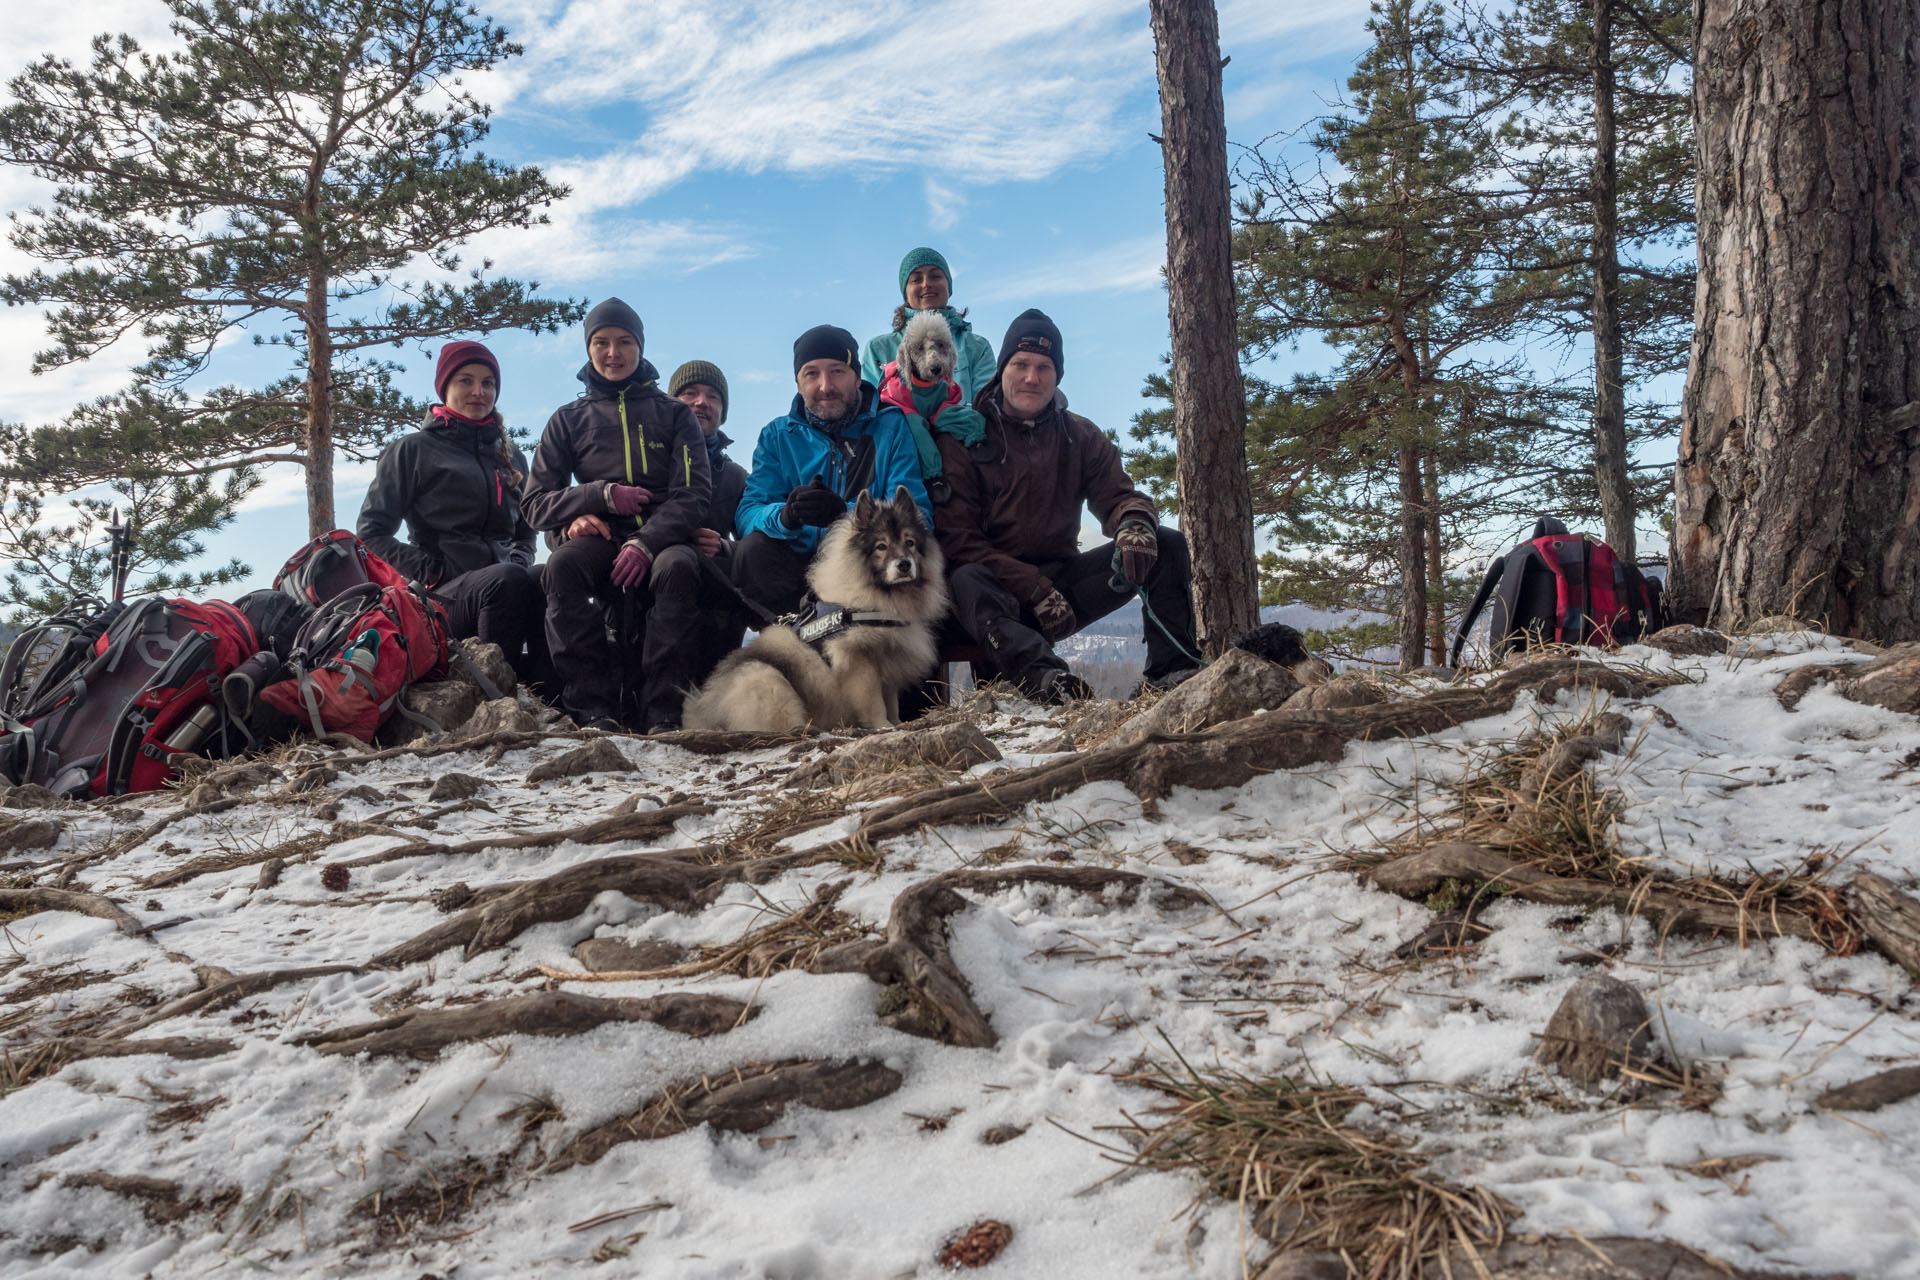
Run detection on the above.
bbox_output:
[697,555,782,629]
[1110,569,1208,669]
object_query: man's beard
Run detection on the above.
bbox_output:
[803,385,857,424]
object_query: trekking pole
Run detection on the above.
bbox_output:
[107,508,133,604]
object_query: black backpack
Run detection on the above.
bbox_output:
[1450,518,1666,666]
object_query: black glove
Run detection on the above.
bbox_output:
[779,475,844,530]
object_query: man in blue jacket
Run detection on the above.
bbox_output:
[733,324,931,618]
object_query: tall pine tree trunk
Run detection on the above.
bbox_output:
[1424,451,1446,665]
[1673,0,1920,640]
[304,268,334,538]
[1149,0,1259,656]
[1590,0,1634,562]
[1387,316,1428,667]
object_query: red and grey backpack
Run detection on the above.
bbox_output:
[248,532,454,743]
[1450,518,1666,666]
[0,596,262,797]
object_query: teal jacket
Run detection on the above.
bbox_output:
[861,309,998,406]
[735,383,933,554]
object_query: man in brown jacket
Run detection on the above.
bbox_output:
[932,309,1200,703]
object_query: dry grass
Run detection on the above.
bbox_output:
[547,879,870,984]
[1361,708,1865,957]
[1114,1055,1513,1280]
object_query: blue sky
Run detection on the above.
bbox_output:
[0,0,1379,593]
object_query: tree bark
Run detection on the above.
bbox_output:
[1673,0,1920,640]
[304,266,334,537]
[1590,0,1635,563]
[1149,0,1260,657]
[1423,450,1446,664]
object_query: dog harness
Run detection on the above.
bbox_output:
[783,597,909,652]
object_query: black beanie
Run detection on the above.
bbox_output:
[996,309,1064,381]
[584,297,644,355]
[793,324,861,376]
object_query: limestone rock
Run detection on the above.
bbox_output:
[379,680,482,746]
[0,783,70,810]
[1111,648,1301,746]
[573,937,689,973]
[789,721,1002,788]
[426,773,484,803]
[0,817,63,852]
[451,638,517,698]
[1280,675,1387,712]
[1639,624,1729,657]
[459,697,546,739]
[525,737,636,784]
[1536,974,1652,1088]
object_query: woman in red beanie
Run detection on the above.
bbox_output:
[357,340,548,685]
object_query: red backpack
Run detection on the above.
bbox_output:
[0,597,260,797]
[1450,518,1666,666]
[274,529,409,605]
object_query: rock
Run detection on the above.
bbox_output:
[1536,974,1652,1088]
[290,766,338,793]
[1837,642,1920,715]
[1639,624,1729,657]
[214,763,281,793]
[788,721,1002,788]
[458,696,546,739]
[573,937,689,973]
[0,784,69,810]
[1280,675,1387,712]
[379,680,482,746]
[0,817,63,852]
[525,738,636,784]
[978,1124,1026,1145]
[451,638,517,698]
[426,773,485,803]
[605,794,664,817]
[256,858,284,890]
[1110,648,1301,747]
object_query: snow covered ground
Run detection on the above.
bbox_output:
[2,629,1918,1278]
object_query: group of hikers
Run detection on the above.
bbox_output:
[360,247,1203,733]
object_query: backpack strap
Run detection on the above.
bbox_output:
[1548,537,1591,643]
[1449,555,1507,667]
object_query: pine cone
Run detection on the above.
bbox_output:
[320,863,351,892]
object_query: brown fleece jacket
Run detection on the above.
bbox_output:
[932,386,1157,603]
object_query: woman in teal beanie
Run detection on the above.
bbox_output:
[860,247,997,404]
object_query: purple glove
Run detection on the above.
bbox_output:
[610,540,652,588]
[605,483,652,517]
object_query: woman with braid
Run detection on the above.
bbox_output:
[357,339,549,685]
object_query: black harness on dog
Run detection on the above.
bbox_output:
[784,597,908,652]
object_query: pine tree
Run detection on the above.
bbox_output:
[0,0,582,543]
[1457,0,1694,562]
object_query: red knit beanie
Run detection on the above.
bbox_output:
[434,340,501,402]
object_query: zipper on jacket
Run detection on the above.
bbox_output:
[620,391,634,483]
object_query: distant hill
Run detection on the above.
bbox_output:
[1058,602,1395,682]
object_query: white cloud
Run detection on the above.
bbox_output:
[972,233,1166,304]
[924,177,965,233]
[493,0,1151,209]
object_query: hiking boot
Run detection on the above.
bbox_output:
[1131,665,1202,698]
[1028,667,1096,705]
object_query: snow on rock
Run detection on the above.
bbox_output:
[0,638,1918,1278]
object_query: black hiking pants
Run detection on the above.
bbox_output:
[947,526,1198,693]
[437,561,551,688]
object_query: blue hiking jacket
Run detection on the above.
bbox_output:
[736,383,933,554]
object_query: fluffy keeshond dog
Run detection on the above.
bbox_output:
[682,486,949,733]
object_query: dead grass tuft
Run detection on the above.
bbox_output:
[1113,1056,1512,1280]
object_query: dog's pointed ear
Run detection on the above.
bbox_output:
[855,490,876,522]
[893,484,915,511]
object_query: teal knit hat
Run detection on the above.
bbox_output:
[898,247,952,299]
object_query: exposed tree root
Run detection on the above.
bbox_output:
[1814,1065,1920,1113]
[373,848,810,968]
[0,886,150,938]
[1363,841,1844,948]
[117,964,364,1036]
[9,1035,237,1090]
[137,825,400,890]
[1259,1235,1843,1280]
[849,660,1666,843]
[1850,872,1920,981]
[336,802,714,871]
[61,1173,239,1226]
[545,1058,903,1172]
[298,990,752,1058]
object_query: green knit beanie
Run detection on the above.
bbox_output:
[898,247,952,299]
[668,359,729,423]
